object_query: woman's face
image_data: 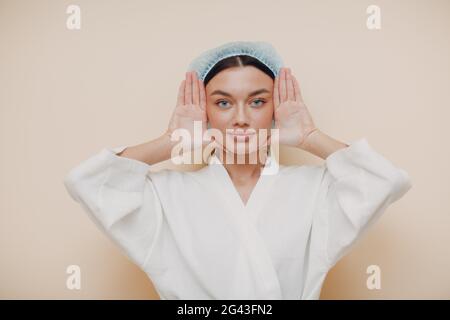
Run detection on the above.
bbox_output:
[205,66,274,155]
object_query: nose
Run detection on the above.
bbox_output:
[232,104,250,127]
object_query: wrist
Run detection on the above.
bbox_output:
[298,127,320,151]
[298,128,349,160]
[158,131,178,156]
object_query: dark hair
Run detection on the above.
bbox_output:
[204,55,275,86]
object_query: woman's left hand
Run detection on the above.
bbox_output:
[273,67,318,149]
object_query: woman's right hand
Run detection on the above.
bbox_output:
[166,71,208,150]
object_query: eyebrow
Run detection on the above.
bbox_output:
[210,88,271,98]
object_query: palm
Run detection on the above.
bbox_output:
[273,68,317,148]
[168,71,208,149]
[170,103,206,132]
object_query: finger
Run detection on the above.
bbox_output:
[177,79,186,106]
[192,71,200,106]
[273,74,280,108]
[279,68,287,102]
[292,75,304,103]
[199,79,206,111]
[286,68,295,101]
[185,72,192,105]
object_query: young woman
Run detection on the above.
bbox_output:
[64,41,412,299]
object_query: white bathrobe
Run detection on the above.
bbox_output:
[63,138,412,299]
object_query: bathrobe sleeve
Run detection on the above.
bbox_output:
[314,138,412,268]
[63,146,163,269]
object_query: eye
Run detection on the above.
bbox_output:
[250,99,266,108]
[216,100,231,109]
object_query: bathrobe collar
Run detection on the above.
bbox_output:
[205,149,283,299]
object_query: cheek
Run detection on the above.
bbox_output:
[252,104,274,127]
[206,104,229,127]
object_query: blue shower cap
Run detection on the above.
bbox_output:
[187,41,284,82]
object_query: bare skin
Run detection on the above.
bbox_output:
[119,68,349,205]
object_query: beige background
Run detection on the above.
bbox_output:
[1,0,449,299]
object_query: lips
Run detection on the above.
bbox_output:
[226,129,257,136]
[226,129,257,143]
